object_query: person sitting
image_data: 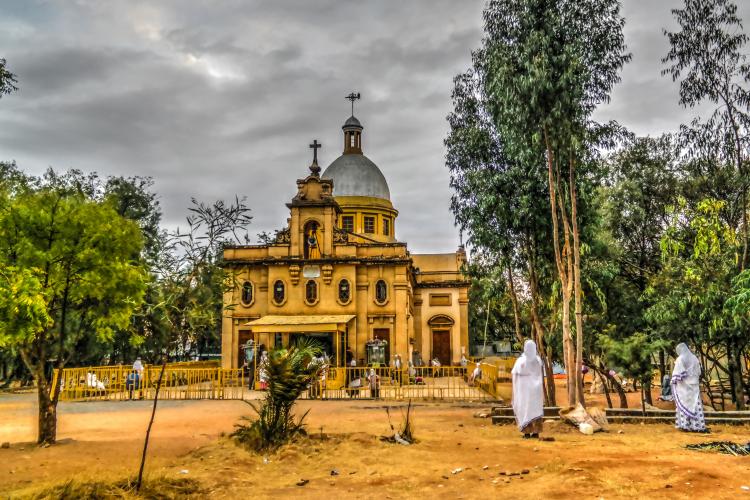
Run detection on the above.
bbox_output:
[658,373,674,402]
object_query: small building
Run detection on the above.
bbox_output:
[221,106,469,371]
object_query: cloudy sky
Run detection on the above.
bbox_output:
[1,1,748,253]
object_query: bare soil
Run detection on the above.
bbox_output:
[1,389,749,499]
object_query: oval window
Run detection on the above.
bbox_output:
[305,280,318,304]
[241,281,253,305]
[375,280,387,304]
[273,280,285,304]
[338,279,351,303]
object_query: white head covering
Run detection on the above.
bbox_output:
[511,340,544,431]
[671,343,702,417]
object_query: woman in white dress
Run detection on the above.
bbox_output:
[671,343,708,432]
[511,340,545,438]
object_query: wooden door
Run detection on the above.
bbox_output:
[432,329,451,366]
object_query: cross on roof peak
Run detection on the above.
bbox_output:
[308,139,322,176]
[345,91,361,115]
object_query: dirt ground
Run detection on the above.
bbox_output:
[1,389,749,499]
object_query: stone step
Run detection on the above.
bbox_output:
[491,406,750,418]
[491,415,750,425]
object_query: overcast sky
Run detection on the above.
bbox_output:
[1,1,748,253]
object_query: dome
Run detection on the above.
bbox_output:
[322,154,391,200]
[343,115,362,129]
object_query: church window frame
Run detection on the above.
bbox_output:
[272,279,287,306]
[374,279,388,305]
[364,215,376,234]
[305,279,319,306]
[383,217,391,236]
[240,280,254,306]
[337,278,352,305]
[341,215,354,233]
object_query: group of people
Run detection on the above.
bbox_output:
[511,340,709,438]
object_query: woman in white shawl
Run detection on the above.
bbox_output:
[512,339,545,438]
[671,343,707,432]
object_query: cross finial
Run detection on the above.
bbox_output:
[345,91,361,115]
[309,139,322,176]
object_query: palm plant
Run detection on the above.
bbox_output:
[233,338,322,451]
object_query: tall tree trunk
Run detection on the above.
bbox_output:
[643,379,653,405]
[506,264,524,345]
[731,341,746,410]
[544,126,575,407]
[569,158,585,407]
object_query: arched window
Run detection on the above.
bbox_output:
[273,280,285,305]
[305,280,318,305]
[375,279,388,304]
[240,281,253,305]
[338,279,351,304]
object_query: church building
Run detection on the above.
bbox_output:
[221,97,470,376]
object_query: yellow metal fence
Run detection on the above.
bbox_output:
[294,364,502,401]
[53,364,244,402]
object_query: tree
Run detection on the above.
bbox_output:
[0,175,148,444]
[0,58,17,97]
[477,0,630,406]
[663,0,750,268]
[232,340,322,451]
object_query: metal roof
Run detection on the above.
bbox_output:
[322,153,391,200]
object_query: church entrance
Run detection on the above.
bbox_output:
[432,329,451,366]
[372,328,390,365]
[290,332,335,361]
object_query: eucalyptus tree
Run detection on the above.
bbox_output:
[477,0,630,406]
[0,57,17,97]
[446,63,558,403]
[663,0,750,268]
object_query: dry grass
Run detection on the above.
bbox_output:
[23,477,202,500]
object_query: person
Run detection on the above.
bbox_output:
[393,354,403,385]
[128,357,144,400]
[671,343,708,433]
[511,339,545,439]
[367,368,380,399]
[470,362,482,386]
[659,373,673,402]
[258,351,269,391]
[132,357,144,377]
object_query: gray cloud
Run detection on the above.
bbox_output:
[0,0,748,254]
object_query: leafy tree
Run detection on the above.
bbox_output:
[0,176,148,444]
[473,0,630,406]
[600,332,666,413]
[663,0,750,268]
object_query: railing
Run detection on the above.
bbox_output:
[294,364,502,401]
[52,364,244,402]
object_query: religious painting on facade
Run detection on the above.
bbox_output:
[241,281,253,305]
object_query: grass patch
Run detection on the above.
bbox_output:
[24,476,202,499]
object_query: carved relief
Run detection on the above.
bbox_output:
[275,227,291,244]
[322,264,333,285]
[333,227,349,244]
[289,264,301,285]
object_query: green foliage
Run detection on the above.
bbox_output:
[600,332,666,383]
[0,266,52,347]
[233,339,322,452]
[0,58,17,97]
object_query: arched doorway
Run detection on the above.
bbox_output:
[428,315,454,366]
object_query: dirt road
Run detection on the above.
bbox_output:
[1,392,749,499]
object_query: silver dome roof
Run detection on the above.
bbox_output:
[343,115,362,129]
[322,154,391,200]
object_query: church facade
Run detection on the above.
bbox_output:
[221,107,469,373]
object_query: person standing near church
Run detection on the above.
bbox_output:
[671,343,708,433]
[511,340,545,439]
